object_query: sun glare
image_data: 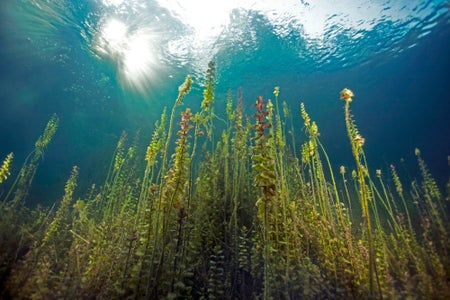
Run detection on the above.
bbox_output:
[101,0,125,7]
[122,32,157,91]
[91,0,442,93]
[99,19,127,54]
[93,16,158,93]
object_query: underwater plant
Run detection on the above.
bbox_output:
[0,66,448,299]
[0,115,60,297]
[251,95,277,299]
[340,88,380,297]
[3,113,59,208]
[0,152,13,184]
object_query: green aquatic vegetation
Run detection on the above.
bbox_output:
[143,76,195,298]
[0,66,449,299]
[0,152,13,184]
[7,166,79,299]
[4,114,59,208]
[162,107,193,290]
[127,110,168,294]
[340,88,380,298]
[33,113,59,161]
[201,60,215,111]
[0,115,60,297]
[300,103,337,225]
[340,165,353,217]
[252,95,277,299]
[190,61,216,198]
[161,74,192,183]
[390,164,414,233]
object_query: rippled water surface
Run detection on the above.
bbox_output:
[0,0,449,204]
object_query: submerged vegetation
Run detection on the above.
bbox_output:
[1,62,449,299]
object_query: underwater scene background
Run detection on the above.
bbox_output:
[0,0,449,299]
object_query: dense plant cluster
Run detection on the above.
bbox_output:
[0,63,449,299]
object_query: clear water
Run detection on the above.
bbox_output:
[0,0,449,205]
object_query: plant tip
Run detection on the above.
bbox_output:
[340,88,354,101]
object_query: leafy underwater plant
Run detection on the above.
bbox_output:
[3,113,59,208]
[0,152,13,184]
[0,66,448,299]
[0,114,60,298]
[340,88,381,298]
[251,95,277,299]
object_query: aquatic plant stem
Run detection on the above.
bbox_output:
[146,76,192,297]
[317,140,341,208]
[340,167,353,219]
[341,89,378,298]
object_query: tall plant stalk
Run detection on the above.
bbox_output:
[340,88,380,298]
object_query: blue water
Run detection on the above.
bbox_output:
[1,0,449,205]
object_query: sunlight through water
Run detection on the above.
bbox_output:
[85,0,449,93]
[93,17,158,92]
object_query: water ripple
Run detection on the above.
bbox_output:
[4,0,449,92]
